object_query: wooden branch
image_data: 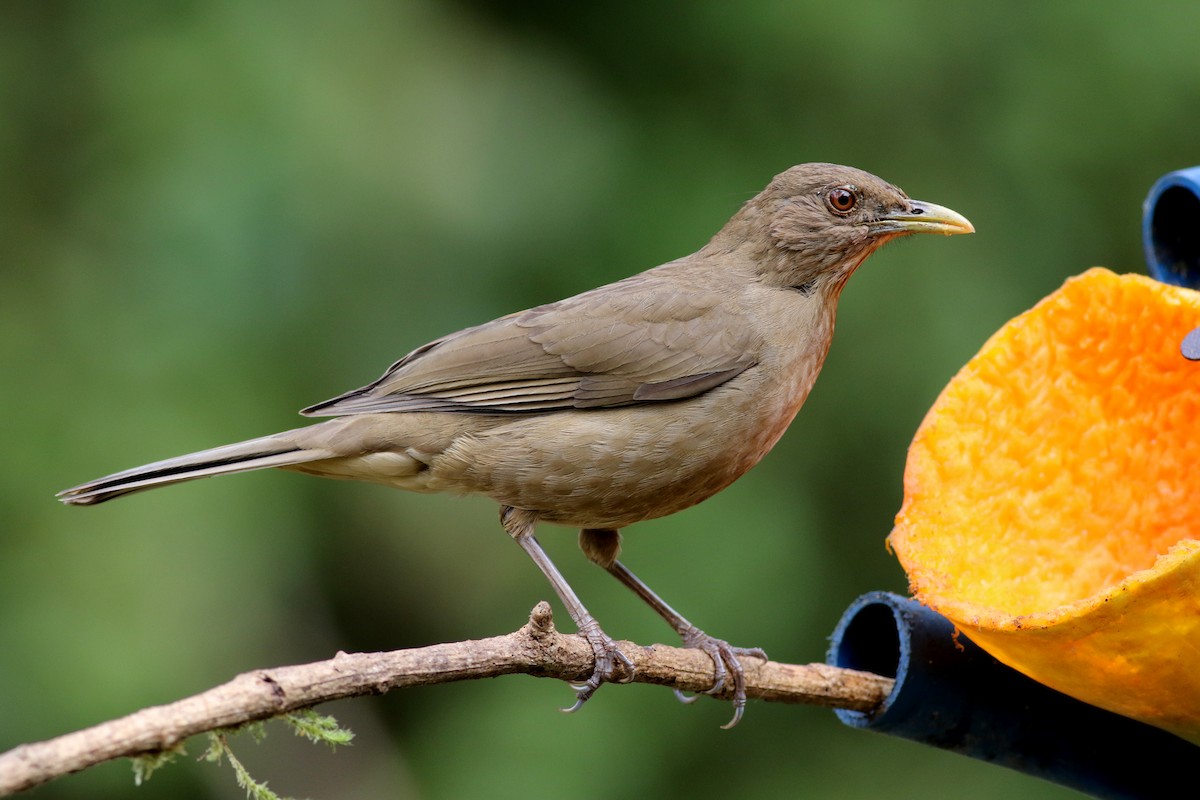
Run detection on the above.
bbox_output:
[0,602,893,796]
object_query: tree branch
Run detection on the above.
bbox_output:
[0,602,893,796]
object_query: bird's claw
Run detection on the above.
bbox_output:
[561,622,635,714]
[675,628,767,729]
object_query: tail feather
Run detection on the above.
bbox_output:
[57,431,331,506]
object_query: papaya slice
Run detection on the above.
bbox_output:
[890,268,1200,742]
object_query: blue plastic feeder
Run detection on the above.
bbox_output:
[1143,165,1200,289]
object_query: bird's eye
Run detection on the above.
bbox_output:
[826,187,858,215]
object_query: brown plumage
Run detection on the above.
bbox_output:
[59,163,972,726]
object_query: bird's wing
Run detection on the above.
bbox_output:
[301,275,760,416]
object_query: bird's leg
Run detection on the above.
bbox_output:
[500,507,634,712]
[579,528,768,729]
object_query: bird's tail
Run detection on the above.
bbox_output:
[57,428,334,506]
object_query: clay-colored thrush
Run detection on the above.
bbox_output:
[59,163,972,726]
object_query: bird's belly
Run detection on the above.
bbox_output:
[425,381,807,529]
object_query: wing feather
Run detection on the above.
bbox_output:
[301,275,760,417]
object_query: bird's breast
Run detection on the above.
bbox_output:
[421,315,834,529]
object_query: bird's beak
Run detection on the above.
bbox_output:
[869,200,975,236]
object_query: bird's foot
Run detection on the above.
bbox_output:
[563,619,636,714]
[674,627,767,729]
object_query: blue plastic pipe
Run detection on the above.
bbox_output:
[827,592,1196,799]
[1143,165,1200,288]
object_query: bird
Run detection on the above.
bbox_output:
[58,163,973,727]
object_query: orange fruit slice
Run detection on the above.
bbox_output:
[890,268,1200,743]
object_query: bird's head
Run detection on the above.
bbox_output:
[715,163,973,292]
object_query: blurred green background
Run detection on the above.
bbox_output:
[3,2,1197,798]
